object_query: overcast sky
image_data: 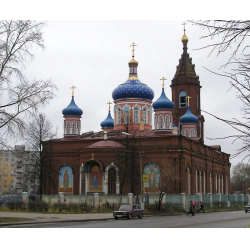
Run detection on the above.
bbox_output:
[19,19,248,167]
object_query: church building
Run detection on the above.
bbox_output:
[42,26,231,196]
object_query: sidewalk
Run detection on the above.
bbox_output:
[0,212,113,226]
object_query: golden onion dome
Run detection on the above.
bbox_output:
[181,31,189,42]
[128,57,138,65]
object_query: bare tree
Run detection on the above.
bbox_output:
[231,162,250,194]
[0,20,57,148]
[189,20,250,161]
[158,151,180,211]
[23,113,57,195]
[115,125,140,195]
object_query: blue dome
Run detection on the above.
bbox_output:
[100,111,114,129]
[152,88,174,110]
[180,106,198,124]
[62,97,83,117]
[112,79,154,101]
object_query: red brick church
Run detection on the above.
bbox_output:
[42,27,231,196]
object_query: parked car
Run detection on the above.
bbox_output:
[245,203,250,213]
[113,204,145,220]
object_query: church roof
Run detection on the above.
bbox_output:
[86,140,125,148]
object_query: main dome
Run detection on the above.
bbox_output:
[112,78,154,101]
[62,97,83,117]
[112,50,154,101]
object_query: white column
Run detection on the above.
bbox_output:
[209,193,212,208]
[241,194,244,204]
[94,193,99,208]
[59,192,65,203]
[22,192,29,208]
[181,193,186,210]
[128,193,133,204]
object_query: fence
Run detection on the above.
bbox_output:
[0,192,250,211]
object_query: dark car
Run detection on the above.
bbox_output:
[245,203,250,213]
[113,204,145,220]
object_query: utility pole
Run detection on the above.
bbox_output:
[139,143,144,207]
[139,119,144,208]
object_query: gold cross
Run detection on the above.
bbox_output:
[182,22,187,31]
[91,153,94,160]
[70,85,76,97]
[187,95,191,106]
[160,77,167,89]
[107,101,112,111]
[130,42,137,57]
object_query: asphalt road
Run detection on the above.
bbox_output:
[2,210,250,228]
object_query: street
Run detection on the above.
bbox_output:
[2,210,250,228]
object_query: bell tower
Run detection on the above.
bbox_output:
[170,23,205,143]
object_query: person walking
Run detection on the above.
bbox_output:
[197,201,205,213]
[192,200,196,211]
[187,200,194,216]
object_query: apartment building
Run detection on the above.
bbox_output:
[0,145,39,194]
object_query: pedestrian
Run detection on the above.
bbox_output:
[187,200,194,216]
[192,200,196,211]
[197,201,205,213]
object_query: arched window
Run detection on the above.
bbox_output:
[124,107,129,124]
[195,170,198,194]
[215,174,218,193]
[134,67,137,73]
[143,108,147,124]
[210,172,212,193]
[159,116,163,129]
[150,108,152,125]
[185,128,189,137]
[130,67,133,73]
[78,122,80,135]
[118,108,121,124]
[179,90,187,108]
[108,168,116,194]
[187,167,191,195]
[218,174,220,193]
[72,122,76,134]
[154,116,157,129]
[226,175,228,194]
[166,116,169,129]
[203,171,206,194]
[221,175,223,194]
[199,170,202,193]
[191,129,194,137]
[66,122,70,134]
[134,107,139,124]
